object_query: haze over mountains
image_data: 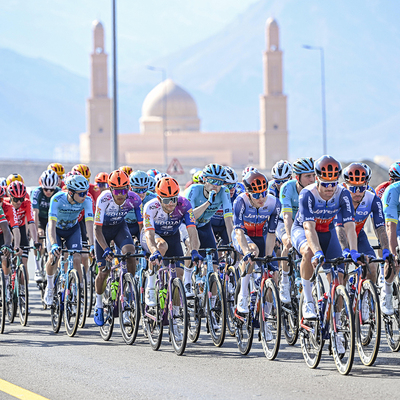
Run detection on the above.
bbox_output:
[0,0,399,162]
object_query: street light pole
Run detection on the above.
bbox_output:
[111,0,118,170]
[303,45,327,154]
[146,66,167,170]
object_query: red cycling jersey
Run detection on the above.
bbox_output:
[3,198,34,227]
[375,181,391,200]
[0,201,19,233]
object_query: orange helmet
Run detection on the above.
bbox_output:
[243,171,268,193]
[6,173,24,186]
[314,155,342,181]
[108,170,130,189]
[48,163,65,177]
[343,163,368,186]
[155,177,180,197]
[95,172,109,183]
[72,164,91,179]
[119,166,133,176]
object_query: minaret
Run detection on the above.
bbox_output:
[259,18,288,170]
[80,20,112,164]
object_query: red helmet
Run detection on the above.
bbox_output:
[8,181,27,198]
[343,163,368,186]
[315,155,342,181]
[108,170,130,189]
[243,171,268,193]
[95,172,109,183]
[155,177,180,197]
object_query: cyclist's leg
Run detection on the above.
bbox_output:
[20,225,30,282]
[321,229,344,284]
[197,222,219,270]
[357,230,376,282]
[124,222,140,274]
[163,230,184,280]
[63,223,83,281]
[79,219,89,279]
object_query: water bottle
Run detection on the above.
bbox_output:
[159,288,167,309]
[348,276,356,299]
[111,280,119,301]
[254,275,261,289]
[294,269,302,298]
[318,292,328,317]
[250,291,257,314]
[11,271,16,290]
[219,260,226,280]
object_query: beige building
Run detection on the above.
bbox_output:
[80,18,288,170]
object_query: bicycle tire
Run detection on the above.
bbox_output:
[260,278,281,360]
[330,284,355,375]
[119,273,140,345]
[100,280,114,341]
[187,272,201,343]
[39,254,48,310]
[139,268,148,338]
[169,278,188,355]
[145,281,163,351]
[17,264,29,326]
[0,269,5,334]
[86,260,96,317]
[6,269,16,323]
[384,276,400,352]
[64,269,81,337]
[224,265,238,337]
[282,273,299,346]
[51,275,63,334]
[207,272,226,347]
[78,265,87,329]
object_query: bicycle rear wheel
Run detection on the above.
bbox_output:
[281,273,299,346]
[100,281,114,341]
[119,272,140,345]
[144,281,163,351]
[86,259,96,317]
[39,254,48,310]
[224,266,238,337]
[64,269,81,337]
[384,277,400,352]
[0,269,5,333]
[169,278,188,355]
[187,273,201,343]
[51,276,63,333]
[78,265,87,329]
[6,272,16,323]
[331,285,355,375]
[207,272,226,347]
[17,264,29,326]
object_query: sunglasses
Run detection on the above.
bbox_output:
[347,185,367,193]
[72,190,88,198]
[43,188,55,192]
[275,178,289,185]
[112,188,129,196]
[131,187,148,194]
[226,183,236,190]
[12,197,25,203]
[250,191,268,199]
[319,180,338,188]
[159,196,178,204]
[97,183,108,188]
[206,178,225,186]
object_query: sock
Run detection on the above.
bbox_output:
[384,281,393,295]
[282,270,289,284]
[302,279,313,304]
[184,266,194,285]
[47,274,54,290]
[35,258,41,272]
[241,274,251,297]
[96,294,103,309]
[147,273,156,289]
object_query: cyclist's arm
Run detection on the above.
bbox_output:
[265,232,276,256]
[193,202,210,220]
[224,216,233,242]
[375,225,389,251]
[235,228,251,255]
[47,219,58,247]
[283,211,293,241]
[386,220,398,255]
[335,224,349,250]
[186,225,200,251]
[343,221,358,251]
[33,208,40,231]
[94,224,108,252]
[144,229,158,254]
[0,221,12,247]
[85,220,94,246]
[27,222,38,243]
[303,221,322,254]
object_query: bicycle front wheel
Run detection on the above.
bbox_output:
[187,273,201,343]
[330,285,355,375]
[119,273,140,345]
[78,265,87,329]
[234,279,253,355]
[145,281,163,351]
[87,260,96,317]
[224,265,238,337]
[0,269,5,333]
[169,278,188,355]
[51,276,63,334]
[17,264,29,326]
[64,269,81,337]
[281,273,299,346]
[207,272,226,347]
[100,280,114,341]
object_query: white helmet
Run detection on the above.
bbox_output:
[242,166,258,179]
[271,160,292,180]
[155,172,170,182]
[225,166,238,185]
[40,169,58,189]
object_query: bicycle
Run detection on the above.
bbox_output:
[143,254,191,355]
[299,257,355,375]
[0,265,4,333]
[37,235,48,309]
[99,253,140,345]
[187,248,227,347]
[85,254,97,318]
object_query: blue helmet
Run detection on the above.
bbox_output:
[147,176,156,192]
[203,163,226,180]
[65,174,89,191]
[147,169,160,178]
[0,177,7,187]
[130,170,150,188]
[225,166,238,184]
[293,157,314,175]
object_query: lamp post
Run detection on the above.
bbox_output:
[111,0,118,170]
[146,66,167,170]
[303,45,327,155]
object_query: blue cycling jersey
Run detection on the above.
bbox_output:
[142,191,157,206]
[185,183,232,228]
[279,179,299,219]
[268,180,280,198]
[125,191,155,224]
[382,181,400,224]
[211,185,241,228]
[49,191,93,230]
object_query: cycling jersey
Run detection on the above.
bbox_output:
[95,190,142,227]
[3,198,35,227]
[233,192,281,237]
[382,181,400,224]
[142,191,157,206]
[77,191,95,223]
[211,186,240,228]
[0,201,18,232]
[335,190,385,235]
[279,179,299,218]
[143,196,195,237]
[124,192,154,225]
[0,206,6,224]
[31,186,61,219]
[376,181,391,199]
[268,180,280,198]
[185,184,232,228]
[293,183,354,233]
[49,191,93,230]
[89,183,101,203]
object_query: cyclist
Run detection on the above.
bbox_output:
[93,170,142,326]
[48,163,66,189]
[31,169,60,281]
[94,172,109,193]
[278,157,315,303]
[72,164,101,204]
[119,166,133,176]
[44,174,94,305]
[376,161,400,199]
[268,160,293,198]
[129,170,156,206]
[147,169,160,179]
[291,155,362,321]
[141,177,201,306]
[147,176,156,193]
[185,167,202,189]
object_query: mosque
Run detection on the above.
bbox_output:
[80,17,288,171]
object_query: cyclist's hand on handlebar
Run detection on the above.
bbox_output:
[102,247,114,262]
[50,244,61,258]
[311,250,325,268]
[382,248,391,261]
[191,249,203,264]
[14,247,23,256]
[1,244,12,258]
[150,250,162,265]
[34,242,42,252]
[243,252,253,263]
[350,249,364,264]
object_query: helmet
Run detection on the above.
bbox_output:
[193,171,204,184]
[0,177,6,187]
[147,176,156,192]
[361,163,372,183]
[156,177,180,198]
[0,186,6,198]
[119,166,133,176]
[243,171,268,193]
[65,174,89,192]
[155,172,170,182]
[40,169,58,189]
[72,164,91,180]
[203,163,226,180]
[388,162,400,180]
[147,169,160,178]
[293,157,314,175]
[225,166,238,184]
[6,173,24,186]
[65,170,82,180]
[242,166,258,179]
[190,167,201,176]
[130,170,150,188]
[95,172,109,183]
[108,170,130,189]
[271,160,293,180]
[314,155,342,181]
[48,163,65,177]
[343,163,368,186]
[8,181,27,198]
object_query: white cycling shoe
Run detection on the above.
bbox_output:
[381,293,394,316]
[236,292,249,314]
[302,301,317,320]
[280,282,291,304]
[145,287,156,307]
[44,286,54,306]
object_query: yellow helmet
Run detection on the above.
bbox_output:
[119,166,133,176]
[6,173,24,186]
[48,163,65,178]
[72,164,91,180]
